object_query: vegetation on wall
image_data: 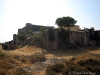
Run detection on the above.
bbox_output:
[28,30,34,35]
[18,34,26,41]
[33,35,41,43]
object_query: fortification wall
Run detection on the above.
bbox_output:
[18,23,54,35]
[70,31,87,46]
[43,29,58,50]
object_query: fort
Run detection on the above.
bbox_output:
[1,23,100,50]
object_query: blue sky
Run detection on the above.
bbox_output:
[0,0,100,42]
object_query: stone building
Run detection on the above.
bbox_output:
[1,40,17,50]
[64,25,80,31]
[43,29,58,49]
[18,23,54,35]
[1,23,100,50]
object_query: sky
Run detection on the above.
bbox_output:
[0,0,100,43]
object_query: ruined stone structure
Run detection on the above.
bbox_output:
[43,29,58,50]
[64,25,80,31]
[18,23,54,35]
[1,23,54,50]
[1,23,100,50]
[1,40,17,50]
[43,27,99,49]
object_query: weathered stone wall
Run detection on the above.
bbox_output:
[43,29,58,50]
[1,40,17,50]
[64,25,80,31]
[56,30,88,49]
[18,23,54,35]
[3,24,100,50]
[70,31,88,46]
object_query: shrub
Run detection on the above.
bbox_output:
[74,66,90,75]
[62,67,69,75]
[45,54,100,75]
[46,63,65,74]
[65,60,77,71]
[33,35,41,43]
[28,30,34,35]
[90,65,100,72]
[18,34,26,41]
[77,58,100,66]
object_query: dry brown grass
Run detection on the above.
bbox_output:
[0,45,100,75]
[2,45,42,56]
[0,45,46,75]
[46,53,100,75]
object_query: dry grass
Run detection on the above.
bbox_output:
[46,53,100,75]
[0,45,46,75]
[1,45,43,56]
[0,45,100,75]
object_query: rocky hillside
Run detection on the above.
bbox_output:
[0,45,100,75]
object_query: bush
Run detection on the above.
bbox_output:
[18,34,26,41]
[77,58,100,66]
[33,35,41,43]
[90,65,100,72]
[62,67,69,75]
[74,66,90,75]
[65,60,77,71]
[77,58,100,74]
[46,63,65,74]
[45,54,100,75]
[28,30,34,35]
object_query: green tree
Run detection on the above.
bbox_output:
[55,16,77,30]
[55,18,63,29]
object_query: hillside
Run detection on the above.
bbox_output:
[0,45,100,75]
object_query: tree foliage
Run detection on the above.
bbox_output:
[55,16,77,29]
[55,18,63,28]
[18,34,26,41]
